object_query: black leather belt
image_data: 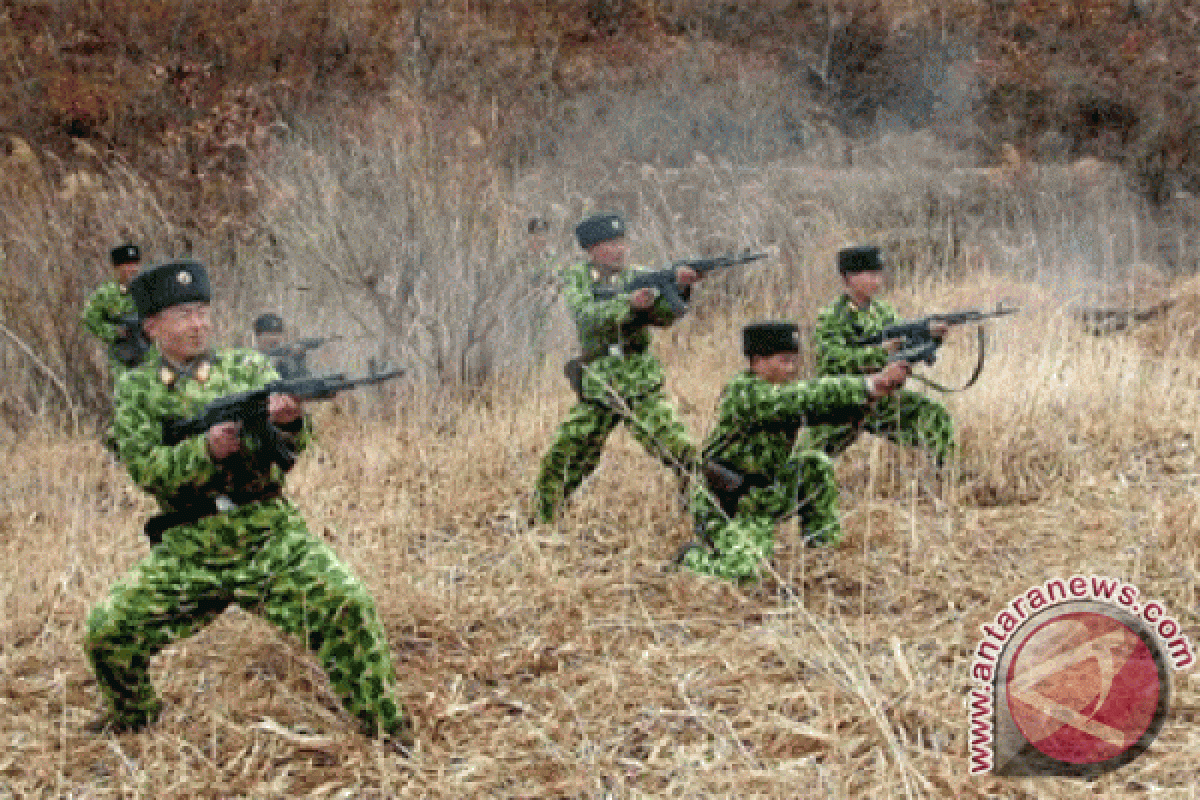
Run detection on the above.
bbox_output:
[145,488,283,545]
[564,340,652,400]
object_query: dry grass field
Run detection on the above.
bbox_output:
[5,62,1200,793]
[4,2,1200,795]
[5,263,1200,797]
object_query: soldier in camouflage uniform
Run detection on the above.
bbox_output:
[253,312,329,380]
[84,261,411,745]
[680,322,911,583]
[532,213,700,523]
[807,245,955,466]
[252,312,286,355]
[81,243,149,378]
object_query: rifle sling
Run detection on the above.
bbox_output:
[144,487,282,545]
[910,325,988,393]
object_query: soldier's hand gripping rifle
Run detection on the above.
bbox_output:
[857,303,1019,391]
[163,366,404,472]
[592,251,768,317]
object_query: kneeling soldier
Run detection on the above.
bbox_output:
[84,260,411,746]
[680,322,910,583]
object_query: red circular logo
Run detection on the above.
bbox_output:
[1005,610,1164,766]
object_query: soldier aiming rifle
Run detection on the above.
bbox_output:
[253,312,343,379]
[86,260,412,746]
[534,213,760,523]
[809,245,1012,473]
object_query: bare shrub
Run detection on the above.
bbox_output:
[0,156,184,427]
[256,119,567,387]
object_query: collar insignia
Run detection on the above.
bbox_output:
[159,356,211,388]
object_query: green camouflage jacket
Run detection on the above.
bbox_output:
[703,371,871,480]
[560,260,685,401]
[81,280,147,374]
[812,294,899,376]
[81,281,134,345]
[112,349,311,513]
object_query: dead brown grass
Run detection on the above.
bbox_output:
[3,277,1200,797]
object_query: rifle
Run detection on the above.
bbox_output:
[1076,299,1174,335]
[162,367,404,472]
[856,304,1019,366]
[106,312,151,369]
[266,335,343,359]
[593,251,768,317]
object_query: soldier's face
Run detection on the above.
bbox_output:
[115,262,141,287]
[144,302,212,363]
[526,232,549,256]
[255,332,283,352]
[844,270,883,304]
[588,237,628,270]
[751,351,800,384]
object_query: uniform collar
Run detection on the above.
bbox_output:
[158,353,214,389]
[842,293,873,312]
[590,262,625,285]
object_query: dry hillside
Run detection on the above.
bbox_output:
[4,1,1200,216]
[4,2,1200,797]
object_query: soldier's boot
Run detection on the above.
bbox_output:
[84,648,164,735]
[381,715,415,756]
[84,698,161,735]
[530,491,561,525]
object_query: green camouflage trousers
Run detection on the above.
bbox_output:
[534,390,695,523]
[683,450,841,583]
[802,389,955,466]
[84,499,408,738]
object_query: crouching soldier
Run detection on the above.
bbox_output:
[533,212,699,523]
[679,322,910,583]
[84,260,411,747]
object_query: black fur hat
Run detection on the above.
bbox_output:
[254,313,284,334]
[837,245,883,274]
[743,321,801,358]
[130,260,211,317]
[575,213,625,249]
[110,243,141,267]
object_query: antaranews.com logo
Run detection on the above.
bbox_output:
[968,575,1194,777]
